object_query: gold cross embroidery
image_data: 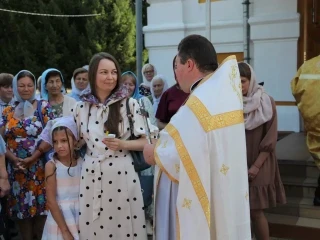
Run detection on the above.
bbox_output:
[182,198,192,209]
[220,164,230,176]
[245,192,249,200]
[162,140,168,148]
[175,164,180,173]
[230,65,238,79]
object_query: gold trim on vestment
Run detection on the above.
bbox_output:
[221,55,237,65]
[152,169,163,233]
[299,73,320,80]
[165,123,210,227]
[186,95,244,132]
[154,140,179,183]
[176,208,180,240]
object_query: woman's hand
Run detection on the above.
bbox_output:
[0,168,10,197]
[12,157,24,171]
[102,138,125,151]
[62,230,74,240]
[248,165,260,181]
[18,157,35,170]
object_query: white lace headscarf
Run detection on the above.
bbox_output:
[39,116,79,146]
[141,63,157,88]
[150,74,169,114]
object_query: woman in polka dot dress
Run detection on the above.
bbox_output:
[73,52,158,239]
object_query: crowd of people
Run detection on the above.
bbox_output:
[0,34,287,240]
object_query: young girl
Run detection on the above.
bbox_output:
[40,116,82,240]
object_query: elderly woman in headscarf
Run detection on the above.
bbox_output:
[139,63,157,99]
[150,74,169,115]
[41,68,76,118]
[121,71,156,125]
[238,62,286,240]
[0,70,54,240]
[69,66,90,101]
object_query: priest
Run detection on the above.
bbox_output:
[144,34,251,240]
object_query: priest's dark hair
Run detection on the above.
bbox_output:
[177,34,218,73]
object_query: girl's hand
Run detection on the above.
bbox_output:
[102,138,125,151]
[62,230,74,240]
[248,165,260,181]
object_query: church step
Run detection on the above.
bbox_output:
[278,160,319,179]
[282,176,317,198]
[266,197,320,219]
[267,213,320,240]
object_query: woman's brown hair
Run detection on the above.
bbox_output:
[238,62,251,80]
[88,52,122,136]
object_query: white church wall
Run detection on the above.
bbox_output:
[144,0,300,131]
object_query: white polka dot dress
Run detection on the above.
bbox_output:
[73,98,157,240]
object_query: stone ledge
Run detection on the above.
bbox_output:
[276,133,314,164]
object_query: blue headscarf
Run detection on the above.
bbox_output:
[40,68,66,101]
[121,71,143,100]
[12,70,37,118]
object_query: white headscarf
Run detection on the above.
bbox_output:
[242,63,273,130]
[39,116,79,146]
[69,66,90,101]
[12,70,37,119]
[150,74,169,114]
[141,63,157,88]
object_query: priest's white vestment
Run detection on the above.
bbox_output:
[154,56,251,240]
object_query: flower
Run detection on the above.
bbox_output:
[43,116,49,124]
[7,139,18,149]
[12,181,20,196]
[35,168,45,181]
[24,191,36,206]
[15,172,26,185]
[2,106,12,115]
[8,117,19,129]
[28,143,36,154]
[34,121,42,128]
[17,212,23,219]
[17,149,28,159]
[26,125,38,136]
[27,181,36,192]
[29,206,37,217]
[37,194,45,205]
[24,118,31,126]
[13,128,26,137]
[22,139,35,149]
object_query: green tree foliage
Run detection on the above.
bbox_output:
[0,0,137,87]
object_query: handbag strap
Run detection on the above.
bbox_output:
[126,98,134,139]
[36,100,45,128]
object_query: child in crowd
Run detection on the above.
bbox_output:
[40,116,83,240]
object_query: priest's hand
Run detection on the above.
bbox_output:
[248,165,260,181]
[143,144,156,165]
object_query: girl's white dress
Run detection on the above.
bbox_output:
[42,158,83,240]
